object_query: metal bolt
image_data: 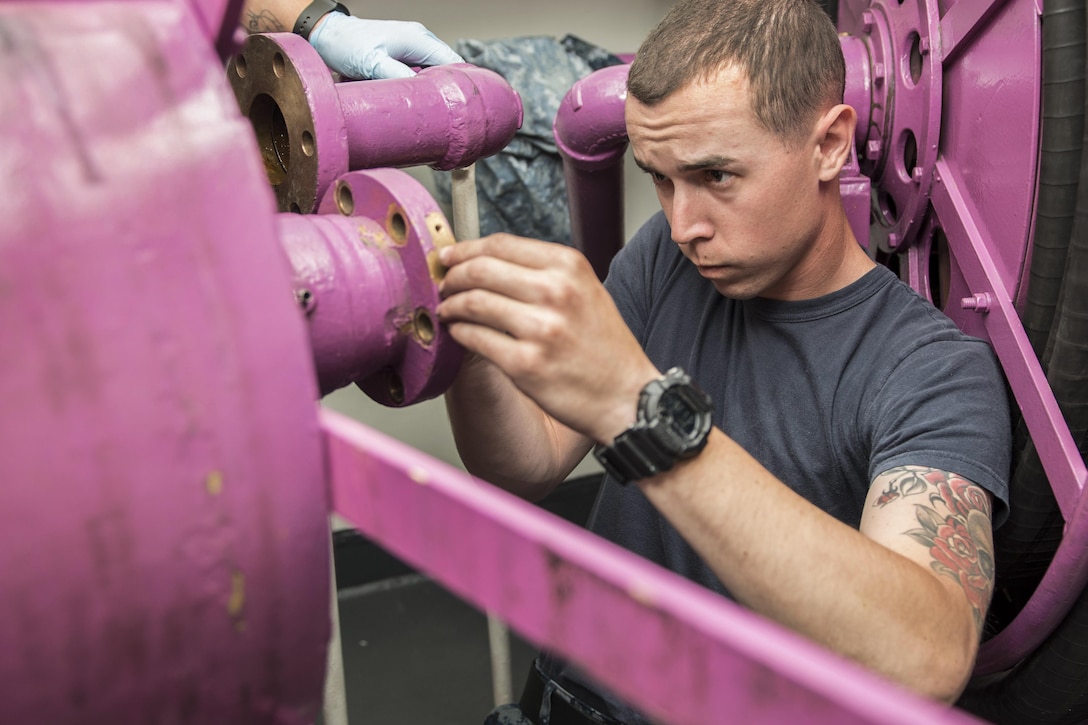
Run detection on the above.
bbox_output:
[912,166,924,184]
[887,232,901,250]
[862,10,874,32]
[961,293,992,312]
[295,288,317,315]
[919,37,931,56]
[873,62,886,86]
[867,139,883,160]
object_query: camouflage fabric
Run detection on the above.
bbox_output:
[432,35,625,245]
[483,704,535,725]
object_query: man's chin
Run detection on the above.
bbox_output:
[709,278,760,300]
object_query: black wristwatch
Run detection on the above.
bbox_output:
[593,368,714,484]
[293,0,350,40]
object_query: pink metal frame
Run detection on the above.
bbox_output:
[323,410,986,725]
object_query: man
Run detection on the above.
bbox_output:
[437,0,1011,721]
[241,0,463,80]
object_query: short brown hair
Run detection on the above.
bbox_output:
[627,0,845,144]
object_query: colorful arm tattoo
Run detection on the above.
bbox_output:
[873,466,995,633]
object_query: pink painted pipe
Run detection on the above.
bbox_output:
[553,63,631,280]
[277,169,462,404]
[228,33,524,213]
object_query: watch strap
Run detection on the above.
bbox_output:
[593,425,678,484]
[293,0,350,40]
[593,367,713,485]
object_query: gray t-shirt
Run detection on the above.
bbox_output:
[541,211,1011,722]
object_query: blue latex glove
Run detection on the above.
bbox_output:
[309,13,464,80]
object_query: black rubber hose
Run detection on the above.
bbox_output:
[1022,0,1085,357]
[986,0,1086,629]
[961,580,1088,724]
[1044,179,1088,448]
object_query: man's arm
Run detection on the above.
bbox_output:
[437,235,994,701]
[438,235,659,499]
[445,354,592,501]
[639,446,992,702]
[241,0,296,33]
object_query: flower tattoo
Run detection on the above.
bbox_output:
[875,466,995,632]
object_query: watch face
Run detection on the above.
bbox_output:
[661,388,700,438]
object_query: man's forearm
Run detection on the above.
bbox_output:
[241,0,306,33]
[640,430,981,703]
[445,356,591,501]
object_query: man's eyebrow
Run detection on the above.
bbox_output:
[678,155,737,172]
[632,155,738,173]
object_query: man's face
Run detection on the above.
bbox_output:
[626,66,830,301]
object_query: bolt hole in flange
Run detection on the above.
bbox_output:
[273,52,286,78]
[413,308,436,346]
[876,189,899,226]
[234,54,248,79]
[336,183,354,216]
[901,129,918,183]
[388,210,408,244]
[907,32,924,86]
[387,370,406,404]
[250,93,290,185]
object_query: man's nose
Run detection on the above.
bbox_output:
[669,187,713,245]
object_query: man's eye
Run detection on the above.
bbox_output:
[650,171,668,184]
[706,170,732,184]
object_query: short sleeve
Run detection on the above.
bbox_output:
[868,337,1012,527]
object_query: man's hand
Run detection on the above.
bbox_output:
[309,14,464,80]
[437,235,659,446]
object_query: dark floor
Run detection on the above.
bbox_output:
[337,575,539,724]
[330,474,602,724]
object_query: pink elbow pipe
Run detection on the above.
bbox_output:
[228,33,524,213]
[554,63,632,280]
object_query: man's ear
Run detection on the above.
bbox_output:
[813,104,857,182]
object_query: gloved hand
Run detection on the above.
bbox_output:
[309,13,464,80]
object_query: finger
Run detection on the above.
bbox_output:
[443,319,523,371]
[367,54,416,80]
[439,253,555,304]
[441,235,584,272]
[438,287,554,342]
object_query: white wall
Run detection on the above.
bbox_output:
[322,1,675,488]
